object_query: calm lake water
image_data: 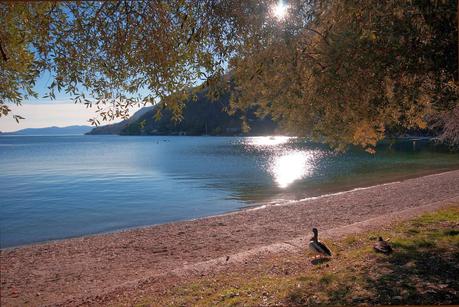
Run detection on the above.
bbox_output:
[1,135,458,247]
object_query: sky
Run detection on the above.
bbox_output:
[0,69,143,132]
[0,102,92,132]
[1,101,143,132]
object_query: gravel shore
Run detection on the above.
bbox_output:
[1,170,459,306]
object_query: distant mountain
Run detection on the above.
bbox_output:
[87,90,279,136]
[3,125,92,135]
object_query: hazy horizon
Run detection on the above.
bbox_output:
[0,102,142,133]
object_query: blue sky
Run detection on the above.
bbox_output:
[0,71,142,132]
[0,101,143,133]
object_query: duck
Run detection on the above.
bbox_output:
[309,228,332,258]
[373,236,392,254]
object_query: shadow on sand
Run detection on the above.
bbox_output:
[329,231,458,305]
[310,258,331,266]
[363,236,459,305]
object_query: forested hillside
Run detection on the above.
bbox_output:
[88,90,278,136]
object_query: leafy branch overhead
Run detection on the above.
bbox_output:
[0,0,457,150]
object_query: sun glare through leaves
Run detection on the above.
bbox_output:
[271,0,289,21]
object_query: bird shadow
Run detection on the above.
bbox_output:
[310,257,331,265]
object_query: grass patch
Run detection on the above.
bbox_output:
[144,206,459,306]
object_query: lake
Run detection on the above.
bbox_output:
[1,135,458,247]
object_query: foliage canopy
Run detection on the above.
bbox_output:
[0,0,457,150]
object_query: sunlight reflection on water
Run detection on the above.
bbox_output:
[271,150,314,188]
[245,136,292,146]
[242,136,318,188]
[2,135,459,247]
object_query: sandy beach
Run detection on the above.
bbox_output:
[1,170,459,306]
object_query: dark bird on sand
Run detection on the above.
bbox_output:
[373,236,393,254]
[309,228,332,258]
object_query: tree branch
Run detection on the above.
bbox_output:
[304,27,330,46]
[0,39,8,62]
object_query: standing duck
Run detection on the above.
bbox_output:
[309,228,332,258]
[373,236,392,254]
